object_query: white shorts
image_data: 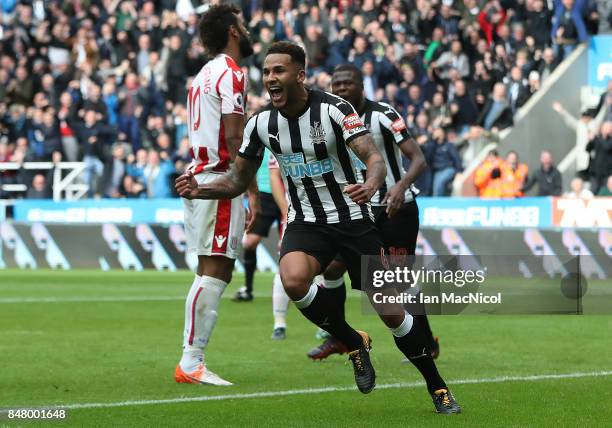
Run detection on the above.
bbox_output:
[183,173,245,259]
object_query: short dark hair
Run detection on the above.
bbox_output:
[333,64,363,84]
[198,4,241,55]
[266,42,306,69]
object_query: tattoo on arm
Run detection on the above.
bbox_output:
[198,157,261,199]
[348,134,386,187]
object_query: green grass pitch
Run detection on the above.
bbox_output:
[1,269,611,427]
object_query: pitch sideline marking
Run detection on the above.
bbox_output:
[4,370,611,412]
[0,295,362,304]
[0,296,186,303]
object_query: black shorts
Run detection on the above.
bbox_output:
[333,201,419,265]
[249,192,282,237]
[280,219,384,290]
[372,200,419,255]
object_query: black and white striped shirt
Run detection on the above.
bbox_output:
[238,89,372,224]
[351,100,418,206]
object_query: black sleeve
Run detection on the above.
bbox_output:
[237,115,265,160]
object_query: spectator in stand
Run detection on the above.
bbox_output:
[474,149,509,198]
[432,40,470,81]
[551,0,588,60]
[426,91,451,129]
[522,150,563,196]
[505,66,530,114]
[165,33,188,105]
[26,173,52,199]
[121,174,146,198]
[303,24,329,77]
[7,66,34,107]
[118,72,144,151]
[437,3,460,38]
[479,0,507,46]
[102,81,120,127]
[423,127,463,196]
[504,150,529,197]
[41,111,60,151]
[586,121,612,194]
[477,82,514,132]
[406,84,424,119]
[127,148,148,185]
[527,71,541,96]
[99,143,128,198]
[361,60,378,101]
[74,109,116,196]
[538,47,559,84]
[471,60,495,111]
[525,0,552,49]
[564,177,594,198]
[173,136,191,166]
[26,108,55,162]
[82,84,108,123]
[458,126,490,167]
[449,79,479,135]
[552,101,601,181]
[349,35,375,71]
[143,149,174,198]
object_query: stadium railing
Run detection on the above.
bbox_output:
[0,162,88,201]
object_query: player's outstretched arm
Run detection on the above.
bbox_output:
[345,134,387,204]
[175,156,261,200]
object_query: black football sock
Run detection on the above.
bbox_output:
[416,314,436,348]
[294,284,363,350]
[392,313,446,394]
[405,293,436,348]
[323,278,346,320]
[243,249,256,293]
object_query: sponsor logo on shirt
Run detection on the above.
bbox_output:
[343,113,364,131]
[278,153,334,178]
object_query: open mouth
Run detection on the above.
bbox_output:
[268,86,283,102]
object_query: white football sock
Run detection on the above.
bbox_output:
[390,311,414,338]
[293,283,318,309]
[272,273,289,329]
[323,277,344,288]
[180,275,227,372]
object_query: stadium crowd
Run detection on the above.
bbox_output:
[0,0,610,199]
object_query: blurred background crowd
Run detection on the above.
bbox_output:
[0,0,611,200]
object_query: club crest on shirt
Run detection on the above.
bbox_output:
[309,121,326,145]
